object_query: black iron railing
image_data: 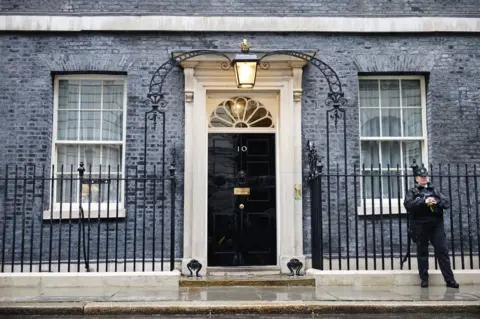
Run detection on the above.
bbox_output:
[0,164,176,273]
[310,162,480,271]
[1,161,478,273]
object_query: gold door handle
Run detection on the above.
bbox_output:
[239,204,245,209]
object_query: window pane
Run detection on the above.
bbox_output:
[56,174,78,203]
[57,145,78,171]
[102,111,123,141]
[381,141,401,167]
[80,111,101,140]
[381,109,401,137]
[58,80,79,110]
[79,145,102,172]
[359,80,379,107]
[80,80,102,110]
[362,171,381,199]
[401,80,421,106]
[80,176,120,204]
[103,80,124,110]
[100,182,120,204]
[382,175,400,200]
[380,80,400,107]
[403,108,422,137]
[57,111,78,140]
[403,141,423,168]
[102,145,122,172]
[360,109,380,137]
[361,141,379,168]
[81,178,100,203]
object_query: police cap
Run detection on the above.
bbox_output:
[414,167,428,177]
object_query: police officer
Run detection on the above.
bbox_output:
[404,167,459,288]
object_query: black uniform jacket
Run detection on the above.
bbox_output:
[403,183,450,222]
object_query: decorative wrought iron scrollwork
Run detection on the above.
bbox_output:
[287,258,304,277]
[259,51,348,130]
[307,141,323,180]
[187,259,202,278]
[144,98,167,131]
[258,51,343,94]
[148,50,233,107]
[325,92,348,129]
[259,61,270,70]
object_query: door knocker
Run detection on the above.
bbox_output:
[237,170,247,185]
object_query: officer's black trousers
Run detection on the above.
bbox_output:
[414,220,455,282]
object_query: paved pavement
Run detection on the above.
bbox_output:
[0,285,479,316]
[1,285,479,302]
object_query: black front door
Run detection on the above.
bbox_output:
[208,133,276,266]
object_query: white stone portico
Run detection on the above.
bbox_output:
[180,53,310,275]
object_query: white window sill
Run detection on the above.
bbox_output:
[357,204,407,216]
[43,208,126,220]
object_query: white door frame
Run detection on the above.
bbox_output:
[180,58,306,274]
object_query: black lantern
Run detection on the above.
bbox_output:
[232,39,259,89]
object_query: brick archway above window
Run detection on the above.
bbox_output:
[352,55,435,73]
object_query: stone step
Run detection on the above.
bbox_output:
[206,266,281,277]
[180,274,315,287]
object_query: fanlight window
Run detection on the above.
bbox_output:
[209,97,274,128]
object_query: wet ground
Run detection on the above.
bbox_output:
[1,285,479,302]
[1,285,478,318]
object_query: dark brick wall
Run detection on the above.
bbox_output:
[0,32,479,268]
[1,0,479,17]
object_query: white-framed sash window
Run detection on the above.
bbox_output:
[48,75,127,218]
[358,76,428,209]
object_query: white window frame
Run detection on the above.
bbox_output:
[44,74,127,219]
[357,75,428,215]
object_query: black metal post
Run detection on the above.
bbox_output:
[362,164,367,270]
[68,165,73,272]
[124,169,128,272]
[48,165,53,272]
[78,162,91,272]
[448,164,455,269]
[465,164,473,269]
[169,161,176,271]
[370,164,376,270]
[39,165,45,272]
[152,165,157,271]
[457,164,465,269]
[379,163,385,270]
[1,165,8,272]
[310,176,322,269]
[474,164,480,268]
[307,141,323,270]
[96,165,102,272]
[387,164,393,270]
[29,165,36,272]
[336,163,341,270]
[58,165,64,272]
[106,166,111,272]
[21,165,27,272]
[353,163,359,270]
[115,166,120,272]
[396,164,402,270]
[134,165,138,271]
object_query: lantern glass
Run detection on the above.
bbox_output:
[233,59,258,89]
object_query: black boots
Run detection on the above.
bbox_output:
[421,279,459,288]
[446,280,460,288]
